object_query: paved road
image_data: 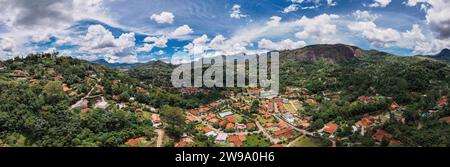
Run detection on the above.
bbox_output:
[155,129,165,147]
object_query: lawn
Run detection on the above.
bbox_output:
[233,114,244,123]
[283,103,296,113]
[242,134,271,147]
[257,116,274,124]
[142,111,152,120]
[292,136,320,147]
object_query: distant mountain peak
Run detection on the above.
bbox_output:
[434,48,450,61]
[91,59,143,69]
[437,48,450,56]
[280,44,367,64]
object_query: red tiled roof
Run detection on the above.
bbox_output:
[246,123,256,129]
[186,115,198,122]
[219,120,228,126]
[362,118,372,126]
[324,123,338,134]
[189,109,199,115]
[232,102,241,107]
[228,135,244,146]
[175,141,190,147]
[199,107,209,113]
[96,85,104,91]
[202,127,212,132]
[226,116,237,123]
[264,113,272,119]
[389,140,403,146]
[125,137,146,147]
[372,129,393,142]
[391,102,400,109]
[205,113,216,120]
[284,132,294,139]
[209,118,219,124]
[277,102,286,112]
[112,95,120,101]
[265,122,274,127]
[358,96,372,103]
[226,123,235,129]
[274,127,294,136]
[278,121,288,128]
[209,102,220,107]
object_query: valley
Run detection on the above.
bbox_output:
[0,44,449,147]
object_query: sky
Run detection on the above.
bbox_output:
[0,0,449,64]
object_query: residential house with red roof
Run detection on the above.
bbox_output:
[209,102,220,107]
[226,123,235,129]
[390,102,400,110]
[323,123,338,134]
[228,135,246,147]
[226,116,237,123]
[372,129,393,142]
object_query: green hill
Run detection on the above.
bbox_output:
[0,53,196,147]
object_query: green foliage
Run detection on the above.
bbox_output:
[160,105,186,141]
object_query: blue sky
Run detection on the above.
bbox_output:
[0,0,449,63]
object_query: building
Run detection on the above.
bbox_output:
[236,123,246,130]
[209,102,220,107]
[93,97,109,109]
[228,135,246,147]
[186,115,199,123]
[70,99,89,110]
[96,85,105,92]
[152,114,162,128]
[323,123,338,134]
[219,111,233,118]
[372,129,393,142]
[282,113,295,124]
[226,116,237,123]
[63,84,70,92]
[215,133,228,144]
[390,102,400,110]
[135,108,143,113]
[0,66,7,72]
[205,131,218,138]
[175,137,195,147]
[112,95,120,101]
[125,137,146,147]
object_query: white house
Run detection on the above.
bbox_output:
[205,131,218,138]
[215,133,228,144]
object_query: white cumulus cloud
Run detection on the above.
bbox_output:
[295,14,340,43]
[348,21,401,48]
[230,4,248,19]
[170,25,194,39]
[369,0,392,8]
[258,38,306,51]
[78,25,137,63]
[150,11,175,24]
